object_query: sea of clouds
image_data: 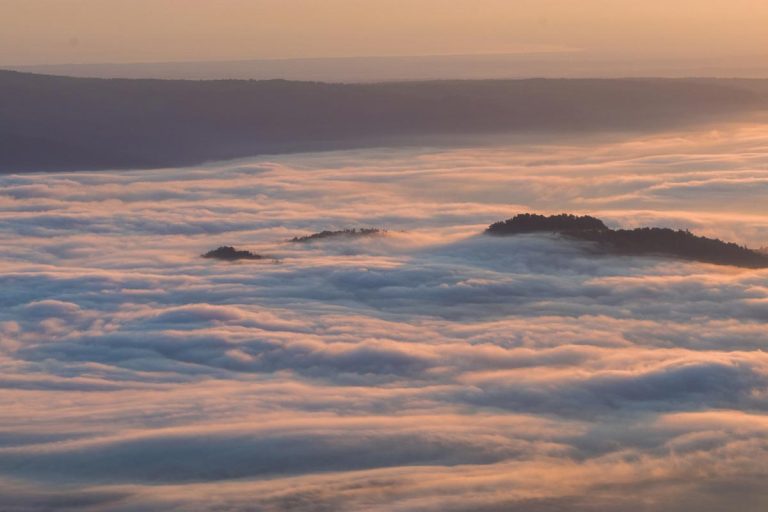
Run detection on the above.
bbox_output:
[1,122,768,511]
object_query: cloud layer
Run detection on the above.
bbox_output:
[1,122,768,510]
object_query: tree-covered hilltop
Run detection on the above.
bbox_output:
[290,228,385,243]
[577,227,768,268]
[202,246,265,261]
[487,213,608,234]
[486,214,768,268]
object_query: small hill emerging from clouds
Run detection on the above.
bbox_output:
[290,228,385,243]
[487,214,609,234]
[202,246,265,261]
[487,214,768,268]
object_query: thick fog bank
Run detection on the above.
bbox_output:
[1,123,767,510]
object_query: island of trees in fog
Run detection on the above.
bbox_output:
[487,214,768,268]
[290,228,385,243]
[202,217,767,268]
[202,246,265,261]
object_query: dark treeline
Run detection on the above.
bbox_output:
[202,218,766,267]
[487,214,608,234]
[2,70,768,172]
[202,246,265,261]
[290,228,385,243]
[487,213,768,268]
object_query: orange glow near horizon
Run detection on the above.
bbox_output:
[2,0,768,65]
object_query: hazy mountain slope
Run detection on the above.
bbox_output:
[1,71,766,172]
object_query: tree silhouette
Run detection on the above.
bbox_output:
[487,214,768,268]
[290,228,384,243]
[202,246,264,261]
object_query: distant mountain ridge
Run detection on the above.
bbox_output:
[10,53,768,81]
[1,71,767,172]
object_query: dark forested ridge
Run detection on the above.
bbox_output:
[290,228,385,243]
[2,70,768,172]
[202,246,265,261]
[487,214,609,234]
[487,214,768,268]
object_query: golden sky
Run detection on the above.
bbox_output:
[2,0,767,65]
